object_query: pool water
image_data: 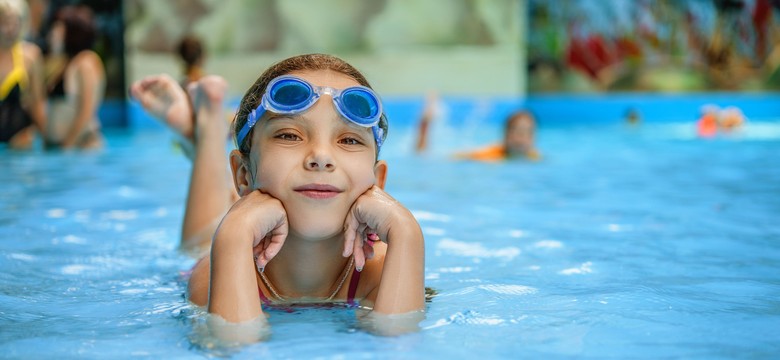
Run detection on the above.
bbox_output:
[1,111,779,358]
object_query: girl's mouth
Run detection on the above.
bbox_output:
[294,184,343,199]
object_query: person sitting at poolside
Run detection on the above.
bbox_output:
[0,0,46,150]
[416,95,541,161]
[131,54,425,340]
[43,5,105,149]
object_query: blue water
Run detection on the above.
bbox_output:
[1,107,780,358]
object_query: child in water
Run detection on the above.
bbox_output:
[697,104,746,138]
[415,94,540,161]
[131,54,425,334]
[452,110,541,161]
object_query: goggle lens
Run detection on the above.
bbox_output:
[270,80,311,110]
[341,89,379,125]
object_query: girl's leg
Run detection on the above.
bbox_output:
[181,76,238,254]
[131,75,238,254]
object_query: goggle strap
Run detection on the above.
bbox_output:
[237,106,265,147]
[373,126,384,149]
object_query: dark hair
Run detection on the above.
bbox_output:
[55,5,96,58]
[233,53,388,156]
[505,110,535,130]
[176,35,204,68]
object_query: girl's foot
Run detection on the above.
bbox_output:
[187,76,229,143]
[130,74,194,140]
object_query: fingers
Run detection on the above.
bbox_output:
[342,211,359,257]
[342,228,355,258]
[253,233,285,272]
[353,231,365,272]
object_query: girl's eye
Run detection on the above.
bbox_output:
[339,137,363,146]
[276,133,301,141]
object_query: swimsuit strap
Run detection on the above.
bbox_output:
[346,268,362,306]
[258,286,273,306]
[0,43,27,99]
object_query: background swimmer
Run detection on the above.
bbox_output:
[416,94,540,161]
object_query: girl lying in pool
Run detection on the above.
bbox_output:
[131,54,425,339]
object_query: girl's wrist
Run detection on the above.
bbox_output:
[385,208,423,246]
[213,214,255,249]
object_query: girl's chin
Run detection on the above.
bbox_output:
[287,218,344,241]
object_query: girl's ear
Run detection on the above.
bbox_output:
[229,149,253,196]
[373,160,388,190]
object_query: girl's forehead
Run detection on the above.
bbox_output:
[286,70,360,89]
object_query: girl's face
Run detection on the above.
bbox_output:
[505,115,535,154]
[46,21,65,55]
[0,11,21,48]
[243,70,383,240]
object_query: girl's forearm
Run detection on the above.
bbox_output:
[208,231,263,322]
[373,220,425,314]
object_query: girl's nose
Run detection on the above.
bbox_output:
[304,144,335,171]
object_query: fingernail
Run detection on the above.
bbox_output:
[356,266,363,272]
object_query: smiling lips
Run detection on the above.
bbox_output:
[294,184,343,199]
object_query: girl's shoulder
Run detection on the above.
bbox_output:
[20,42,42,67]
[70,51,104,73]
[186,255,210,306]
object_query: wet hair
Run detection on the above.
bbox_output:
[0,0,29,41]
[54,5,96,58]
[504,110,535,131]
[176,35,204,69]
[233,53,388,157]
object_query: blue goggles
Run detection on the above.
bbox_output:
[236,75,386,151]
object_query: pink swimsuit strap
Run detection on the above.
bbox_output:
[346,268,361,306]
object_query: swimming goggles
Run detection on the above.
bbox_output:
[236,75,385,150]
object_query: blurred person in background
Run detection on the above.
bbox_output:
[697,104,746,138]
[453,110,541,161]
[416,94,540,161]
[0,0,46,149]
[176,34,205,89]
[44,4,104,149]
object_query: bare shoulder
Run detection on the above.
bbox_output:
[72,51,105,74]
[20,42,42,64]
[187,255,211,307]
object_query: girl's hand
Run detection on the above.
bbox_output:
[208,190,287,322]
[216,190,288,270]
[342,186,408,271]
